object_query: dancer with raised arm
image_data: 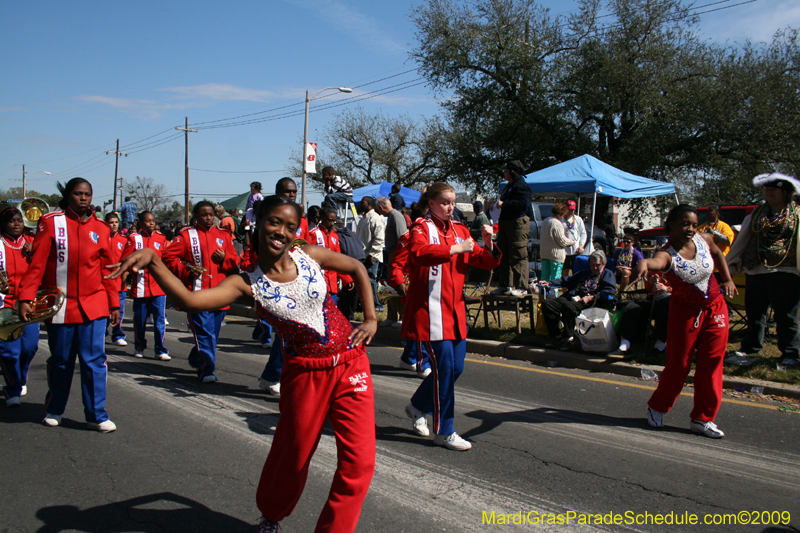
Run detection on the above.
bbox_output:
[632,205,737,438]
[108,195,377,533]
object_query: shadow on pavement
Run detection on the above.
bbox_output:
[460,407,688,440]
[34,492,253,533]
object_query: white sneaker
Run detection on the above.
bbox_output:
[433,432,472,451]
[42,414,62,427]
[261,340,273,349]
[647,407,664,428]
[134,353,144,359]
[6,396,20,407]
[392,321,403,329]
[113,339,128,346]
[690,419,725,438]
[21,385,27,396]
[164,318,169,325]
[201,374,219,383]
[259,378,280,396]
[398,359,417,372]
[154,353,171,361]
[733,350,748,357]
[508,289,527,297]
[88,420,117,433]
[379,319,396,327]
[405,403,429,437]
[417,367,432,379]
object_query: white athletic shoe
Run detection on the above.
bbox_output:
[690,419,725,438]
[508,289,527,297]
[42,414,62,427]
[433,432,472,451]
[20,385,27,396]
[417,367,432,379]
[261,340,273,349]
[392,321,403,329]
[134,353,144,359]
[201,374,219,383]
[258,518,280,533]
[398,359,417,372]
[113,339,128,346]
[259,378,280,396]
[6,396,20,407]
[154,353,171,361]
[647,407,664,428]
[405,403,429,437]
[88,420,117,433]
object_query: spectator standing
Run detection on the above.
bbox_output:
[603,213,618,251]
[321,166,354,209]
[539,203,576,281]
[356,196,386,311]
[494,160,532,296]
[246,182,264,212]
[727,173,800,362]
[390,183,406,210]
[562,199,587,272]
[120,196,138,230]
[470,201,491,244]
[376,196,407,327]
[698,206,734,256]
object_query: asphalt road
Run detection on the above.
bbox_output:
[1,307,799,533]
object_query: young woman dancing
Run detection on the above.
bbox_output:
[632,205,737,438]
[108,195,377,533]
[401,182,501,451]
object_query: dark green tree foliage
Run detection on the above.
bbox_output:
[411,0,800,204]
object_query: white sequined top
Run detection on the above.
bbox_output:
[664,233,721,306]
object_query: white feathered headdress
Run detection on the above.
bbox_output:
[752,173,800,196]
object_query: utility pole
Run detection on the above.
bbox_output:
[106,140,128,211]
[21,164,51,200]
[176,117,198,224]
[22,164,25,199]
[118,176,124,209]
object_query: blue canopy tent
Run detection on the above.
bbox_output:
[502,154,678,246]
[351,181,421,205]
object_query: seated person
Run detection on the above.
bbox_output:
[612,233,644,291]
[539,250,616,351]
[615,272,671,358]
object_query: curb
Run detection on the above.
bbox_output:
[227,303,800,401]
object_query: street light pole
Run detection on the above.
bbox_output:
[21,165,51,199]
[302,86,352,207]
[105,140,128,210]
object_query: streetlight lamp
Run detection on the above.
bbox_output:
[302,86,353,207]
[21,164,51,199]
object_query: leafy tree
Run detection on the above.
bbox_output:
[0,187,60,208]
[155,201,190,225]
[411,0,800,206]
[126,176,167,213]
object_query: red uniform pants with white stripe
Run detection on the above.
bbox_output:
[256,350,375,533]
[648,295,729,422]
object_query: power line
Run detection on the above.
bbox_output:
[189,168,285,174]
[126,133,184,154]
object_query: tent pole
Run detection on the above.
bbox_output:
[589,192,597,253]
[577,194,581,216]
[675,193,680,204]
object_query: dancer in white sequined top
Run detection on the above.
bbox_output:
[108,195,377,533]
[633,205,737,439]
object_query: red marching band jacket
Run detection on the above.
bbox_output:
[399,215,501,342]
[308,225,353,295]
[121,230,169,298]
[388,231,411,303]
[19,209,119,324]
[108,232,128,293]
[0,234,34,309]
[162,224,239,310]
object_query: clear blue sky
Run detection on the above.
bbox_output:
[1,0,796,209]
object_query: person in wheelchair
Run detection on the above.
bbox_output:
[614,272,671,358]
[539,250,616,351]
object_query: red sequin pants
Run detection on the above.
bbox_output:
[256,350,376,533]
[648,295,729,422]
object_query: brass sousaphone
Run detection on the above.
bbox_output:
[0,289,65,341]
[19,197,50,229]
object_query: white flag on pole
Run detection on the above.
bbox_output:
[304,142,318,174]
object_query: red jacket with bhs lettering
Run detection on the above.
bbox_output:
[20,209,118,324]
[162,224,239,309]
[400,215,501,342]
[308,225,352,295]
[108,231,128,293]
[0,233,34,309]
[121,230,169,298]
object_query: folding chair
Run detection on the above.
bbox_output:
[726,272,747,332]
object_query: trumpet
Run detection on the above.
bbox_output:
[181,260,212,278]
[376,277,409,305]
[0,289,65,341]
